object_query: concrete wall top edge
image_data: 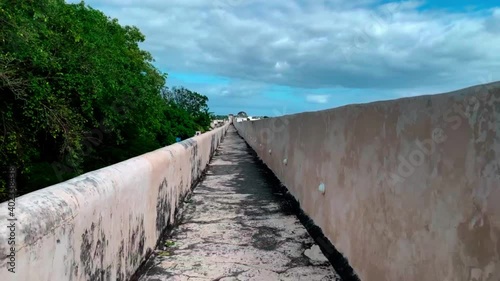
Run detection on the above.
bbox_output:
[2,124,228,204]
[255,81,500,120]
[233,83,500,281]
[0,123,230,250]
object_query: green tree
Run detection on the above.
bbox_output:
[237,111,248,117]
[0,0,214,201]
[163,87,212,131]
[213,114,228,120]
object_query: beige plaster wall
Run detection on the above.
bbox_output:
[0,123,229,281]
[234,83,500,281]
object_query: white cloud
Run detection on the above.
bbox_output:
[306,94,330,104]
[66,0,500,114]
[274,61,290,71]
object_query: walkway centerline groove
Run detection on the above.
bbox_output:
[137,126,341,281]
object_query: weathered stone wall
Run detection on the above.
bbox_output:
[0,123,229,281]
[234,83,500,281]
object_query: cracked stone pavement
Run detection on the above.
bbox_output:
[137,126,341,281]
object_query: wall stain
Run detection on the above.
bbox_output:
[130,127,228,281]
[156,178,170,235]
[80,217,109,281]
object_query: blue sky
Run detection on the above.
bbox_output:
[67,0,500,116]
[417,0,498,12]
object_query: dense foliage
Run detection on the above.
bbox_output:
[0,0,212,201]
[213,114,228,120]
[162,86,213,131]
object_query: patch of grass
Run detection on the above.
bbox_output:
[157,251,170,257]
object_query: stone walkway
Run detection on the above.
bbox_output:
[137,126,340,281]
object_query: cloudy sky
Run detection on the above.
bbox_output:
[67,0,500,116]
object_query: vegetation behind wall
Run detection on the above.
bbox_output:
[0,0,212,201]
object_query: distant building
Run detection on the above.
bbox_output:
[211,119,224,128]
[234,112,261,122]
[236,111,248,118]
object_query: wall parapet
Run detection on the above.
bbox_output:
[0,123,229,281]
[234,82,500,281]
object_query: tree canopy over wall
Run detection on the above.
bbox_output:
[0,0,212,201]
[162,86,213,132]
[213,115,228,120]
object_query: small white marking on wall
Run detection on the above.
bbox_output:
[318,183,325,194]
